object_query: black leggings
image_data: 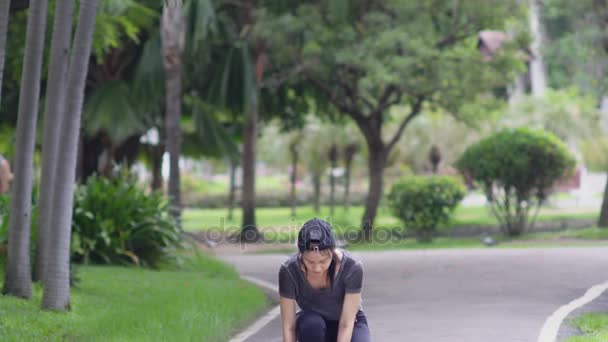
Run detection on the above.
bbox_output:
[296,310,371,342]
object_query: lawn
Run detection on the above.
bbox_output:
[182,204,599,237]
[567,312,608,342]
[0,253,268,341]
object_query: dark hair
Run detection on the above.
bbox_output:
[298,218,338,288]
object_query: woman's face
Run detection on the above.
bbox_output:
[301,250,332,276]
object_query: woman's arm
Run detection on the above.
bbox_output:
[337,292,362,342]
[279,296,297,342]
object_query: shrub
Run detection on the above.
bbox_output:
[72,171,182,268]
[388,176,466,242]
[456,128,575,236]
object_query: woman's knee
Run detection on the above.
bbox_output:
[296,311,326,341]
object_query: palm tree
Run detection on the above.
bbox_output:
[0,0,11,101]
[34,0,74,284]
[42,0,98,310]
[161,0,185,224]
[3,0,49,299]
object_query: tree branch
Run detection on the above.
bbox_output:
[369,85,398,119]
[307,75,368,125]
[386,95,425,152]
[259,61,308,89]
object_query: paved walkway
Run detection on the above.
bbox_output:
[217,246,608,342]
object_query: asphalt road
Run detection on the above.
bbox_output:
[218,246,608,342]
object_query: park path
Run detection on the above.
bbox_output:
[217,246,608,342]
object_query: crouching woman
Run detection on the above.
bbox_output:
[278,218,371,342]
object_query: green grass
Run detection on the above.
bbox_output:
[182,205,598,234]
[567,313,608,342]
[0,253,268,341]
[182,174,286,196]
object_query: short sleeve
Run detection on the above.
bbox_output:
[344,260,363,293]
[278,265,296,299]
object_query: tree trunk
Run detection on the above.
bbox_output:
[290,144,298,217]
[3,0,48,299]
[344,156,352,212]
[328,144,338,216]
[313,172,321,215]
[42,0,98,311]
[0,0,11,101]
[150,144,164,191]
[529,0,547,97]
[598,171,608,227]
[240,108,260,242]
[343,144,358,212]
[360,141,387,241]
[227,158,237,221]
[34,0,74,284]
[161,0,185,226]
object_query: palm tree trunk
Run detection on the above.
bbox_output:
[313,173,321,215]
[42,0,98,310]
[227,158,237,221]
[0,0,11,101]
[240,108,260,242]
[34,0,74,283]
[290,145,298,218]
[329,144,338,216]
[344,156,353,212]
[150,144,164,191]
[161,0,185,226]
[3,0,48,299]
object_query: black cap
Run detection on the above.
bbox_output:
[297,218,336,253]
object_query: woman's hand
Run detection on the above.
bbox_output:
[279,296,297,342]
[337,292,362,342]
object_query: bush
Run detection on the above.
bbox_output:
[72,171,182,268]
[388,176,466,242]
[456,128,575,236]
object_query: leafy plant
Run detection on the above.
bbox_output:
[456,128,575,236]
[388,176,466,243]
[72,170,182,268]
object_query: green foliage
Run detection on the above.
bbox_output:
[388,176,466,243]
[71,171,182,268]
[498,88,599,142]
[255,0,527,118]
[456,128,575,236]
[93,0,158,61]
[543,0,608,98]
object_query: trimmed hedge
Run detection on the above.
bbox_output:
[388,175,466,242]
[456,128,575,236]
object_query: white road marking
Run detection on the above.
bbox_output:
[537,280,608,342]
[228,276,281,342]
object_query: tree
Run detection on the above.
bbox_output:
[34,0,74,284]
[3,0,48,299]
[328,143,338,215]
[161,0,185,224]
[42,0,98,310]
[456,128,575,236]
[0,0,10,101]
[257,0,525,239]
[288,131,303,217]
[342,142,359,212]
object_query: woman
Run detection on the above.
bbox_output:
[278,218,371,342]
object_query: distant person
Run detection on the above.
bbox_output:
[0,155,12,194]
[278,218,371,341]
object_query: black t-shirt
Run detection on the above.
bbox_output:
[278,249,364,321]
